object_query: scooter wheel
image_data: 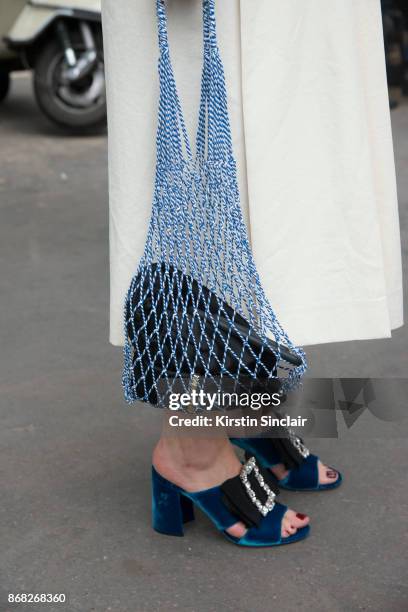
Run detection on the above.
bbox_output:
[33,35,106,131]
[0,71,10,103]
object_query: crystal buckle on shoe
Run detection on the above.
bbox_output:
[240,456,276,517]
[288,429,310,459]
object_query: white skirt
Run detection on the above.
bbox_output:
[102,0,403,347]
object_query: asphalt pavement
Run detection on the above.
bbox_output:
[0,73,407,612]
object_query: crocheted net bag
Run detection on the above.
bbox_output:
[122,0,307,407]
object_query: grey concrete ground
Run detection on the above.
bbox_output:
[0,74,407,612]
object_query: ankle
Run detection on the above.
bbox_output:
[152,436,241,492]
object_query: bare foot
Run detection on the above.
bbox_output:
[271,460,339,486]
[153,437,310,540]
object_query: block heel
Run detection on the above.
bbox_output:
[152,467,195,536]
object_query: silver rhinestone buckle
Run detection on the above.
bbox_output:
[288,429,310,459]
[239,456,276,517]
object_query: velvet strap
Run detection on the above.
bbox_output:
[186,486,242,531]
[283,453,319,489]
[237,502,288,546]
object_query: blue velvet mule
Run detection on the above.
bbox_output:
[152,457,310,547]
[231,437,342,492]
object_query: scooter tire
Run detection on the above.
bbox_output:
[33,37,106,131]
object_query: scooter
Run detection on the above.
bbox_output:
[0,1,105,130]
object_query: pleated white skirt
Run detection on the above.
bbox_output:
[102,0,403,347]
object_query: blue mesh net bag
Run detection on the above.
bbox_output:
[122,0,307,407]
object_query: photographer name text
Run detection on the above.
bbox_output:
[167,414,308,428]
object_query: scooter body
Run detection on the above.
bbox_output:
[0,0,105,130]
[5,0,101,46]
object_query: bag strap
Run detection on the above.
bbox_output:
[155,0,233,166]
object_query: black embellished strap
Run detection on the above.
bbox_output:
[220,457,280,528]
[288,429,310,457]
[273,428,310,469]
[261,424,310,470]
